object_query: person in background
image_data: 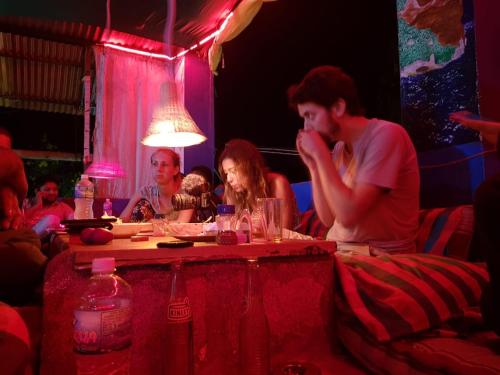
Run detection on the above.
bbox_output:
[187,165,221,222]
[0,137,41,373]
[288,66,419,254]
[0,146,46,305]
[23,176,74,237]
[120,148,193,222]
[450,110,500,336]
[218,139,297,230]
[449,111,500,146]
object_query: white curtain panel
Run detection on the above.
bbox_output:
[93,46,185,198]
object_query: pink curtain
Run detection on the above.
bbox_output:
[92,46,185,198]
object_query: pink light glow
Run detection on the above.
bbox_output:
[102,43,175,60]
[102,12,234,60]
[85,161,127,179]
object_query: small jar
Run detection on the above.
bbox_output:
[216,204,237,245]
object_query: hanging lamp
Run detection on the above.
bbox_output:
[141,0,207,148]
[142,81,206,147]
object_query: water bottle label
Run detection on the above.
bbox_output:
[74,306,132,352]
[167,297,192,323]
[75,186,94,199]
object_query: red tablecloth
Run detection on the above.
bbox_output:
[40,240,364,374]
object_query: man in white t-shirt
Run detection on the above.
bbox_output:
[288,66,419,253]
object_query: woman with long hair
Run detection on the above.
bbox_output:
[218,139,297,229]
[120,148,193,222]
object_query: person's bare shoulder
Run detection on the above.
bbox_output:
[267,172,293,194]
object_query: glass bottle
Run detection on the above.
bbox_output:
[239,258,270,375]
[164,262,194,375]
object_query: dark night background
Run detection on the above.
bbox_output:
[1,0,401,189]
[214,0,400,182]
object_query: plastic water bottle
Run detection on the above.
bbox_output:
[103,198,113,217]
[239,258,270,375]
[164,262,193,375]
[73,257,132,354]
[74,174,94,220]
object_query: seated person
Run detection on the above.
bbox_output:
[288,66,420,254]
[218,139,297,230]
[23,176,74,237]
[184,165,221,222]
[0,147,46,305]
[450,110,500,335]
[120,148,193,222]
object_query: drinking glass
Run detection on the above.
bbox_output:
[255,198,283,242]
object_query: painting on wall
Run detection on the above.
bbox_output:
[398,0,479,151]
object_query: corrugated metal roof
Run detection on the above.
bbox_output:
[1,0,240,48]
[0,2,239,114]
[0,16,103,45]
[0,32,84,114]
[0,16,169,54]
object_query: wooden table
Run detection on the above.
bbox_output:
[40,236,365,374]
[68,235,336,268]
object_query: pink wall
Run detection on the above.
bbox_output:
[474,0,500,120]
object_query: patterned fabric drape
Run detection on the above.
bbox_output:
[92,46,185,198]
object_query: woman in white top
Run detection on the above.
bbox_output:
[120,148,193,222]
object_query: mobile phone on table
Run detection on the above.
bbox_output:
[157,240,194,248]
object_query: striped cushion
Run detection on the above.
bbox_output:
[295,209,329,239]
[417,205,474,259]
[337,306,500,375]
[336,309,437,375]
[335,253,489,342]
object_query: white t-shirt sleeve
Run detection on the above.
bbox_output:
[356,124,407,190]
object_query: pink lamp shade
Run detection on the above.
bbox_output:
[84,161,126,179]
[142,81,207,148]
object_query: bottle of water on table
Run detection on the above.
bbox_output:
[73,257,133,374]
[74,174,94,220]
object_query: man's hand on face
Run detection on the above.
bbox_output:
[297,129,330,160]
[296,130,316,170]
[0,186,24,230]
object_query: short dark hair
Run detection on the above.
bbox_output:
[287,66,364,115]
[39,175,60,188]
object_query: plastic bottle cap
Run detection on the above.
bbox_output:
[217,204,235,215]
[105,198,111,202]
[81,174,89,179]
[91,257,115,273]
